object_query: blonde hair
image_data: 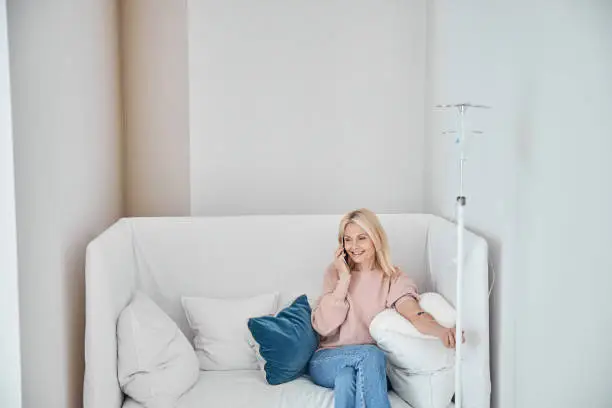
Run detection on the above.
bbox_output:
[338,208,397,278]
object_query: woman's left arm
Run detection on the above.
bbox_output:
[395,297,462,349]
[387,267,462,349]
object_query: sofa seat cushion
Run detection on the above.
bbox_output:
[122,370,417,408]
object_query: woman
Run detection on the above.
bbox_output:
[309,209,461,408]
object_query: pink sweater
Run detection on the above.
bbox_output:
[312,262,419,349]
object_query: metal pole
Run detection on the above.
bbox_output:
[434,102,490,408]
[455,105,466,408]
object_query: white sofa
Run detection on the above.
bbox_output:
[83,214,490,408]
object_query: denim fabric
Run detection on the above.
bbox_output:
[308,345,391,408]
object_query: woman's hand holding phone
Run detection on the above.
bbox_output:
[334,246,351,281]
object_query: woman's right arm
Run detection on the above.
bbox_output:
[311,263,351,337]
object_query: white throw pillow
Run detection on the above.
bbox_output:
[375,292,456,341]
[117,292,199,408]
[369,292,456,408]
[370,292,456,372]
[182,292,279,370]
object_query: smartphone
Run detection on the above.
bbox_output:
[342,245,350,265]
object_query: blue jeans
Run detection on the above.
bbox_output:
[308,345,391,408]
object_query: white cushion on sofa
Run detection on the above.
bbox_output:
[370,292,457,408]
[181,292,279,370]
[370,292,456,372]
[117,292,199,408]
[373,292,456,341]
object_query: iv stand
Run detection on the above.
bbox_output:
[434,103,490,408]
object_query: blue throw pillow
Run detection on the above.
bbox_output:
[247,294,318,385]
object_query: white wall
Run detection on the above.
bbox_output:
[0,0,22,406]
[188,0,427,215]
[7,1,123,407]
[425,1,612,407]
[121,0,191,216]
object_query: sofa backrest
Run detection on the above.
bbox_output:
[84,213,490,408]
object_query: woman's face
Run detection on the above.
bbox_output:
[343,223,376,270]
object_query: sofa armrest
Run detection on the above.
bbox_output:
[84,219,136,408]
